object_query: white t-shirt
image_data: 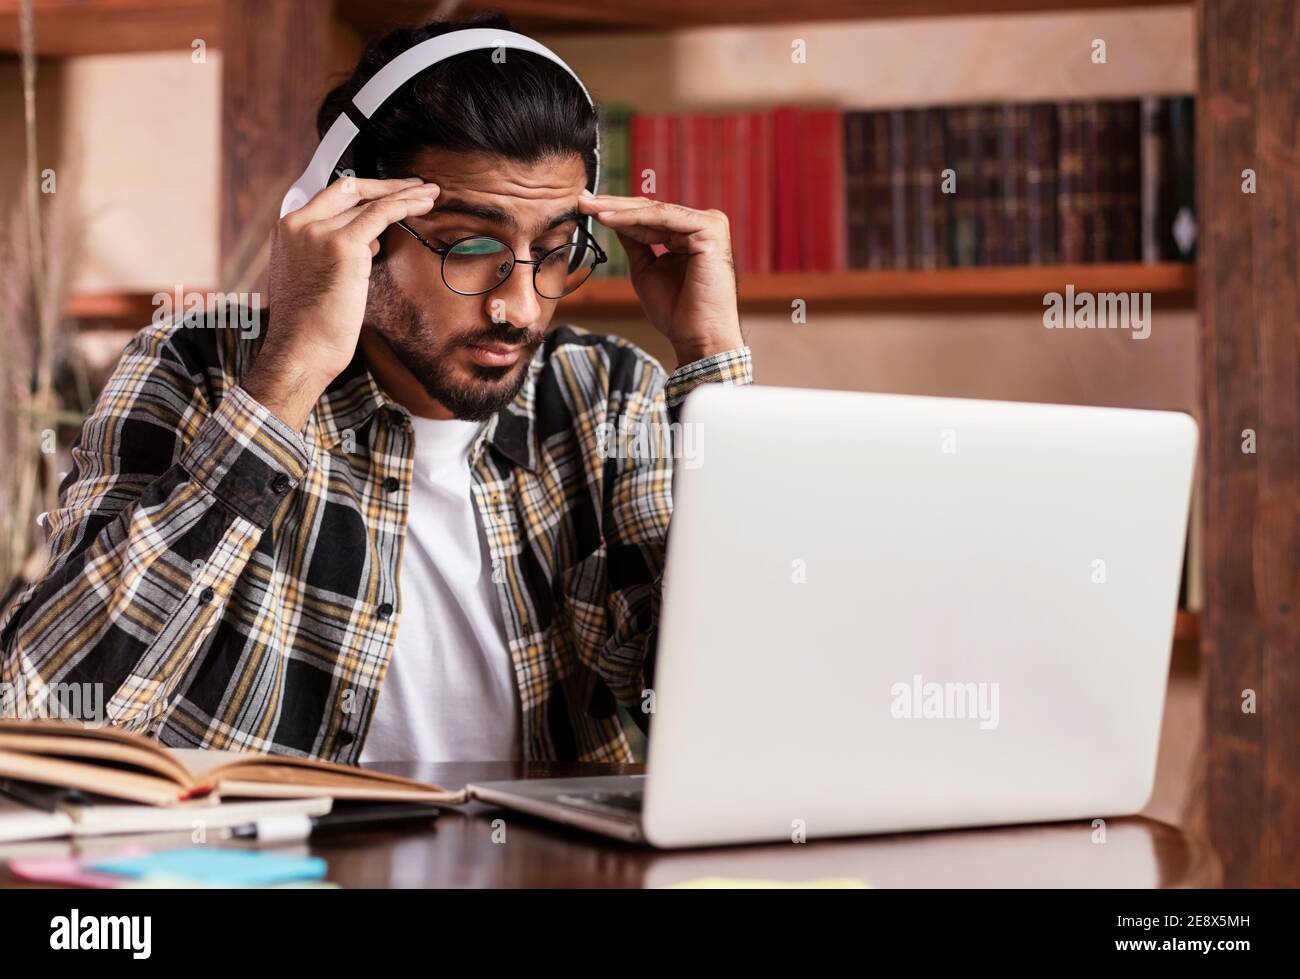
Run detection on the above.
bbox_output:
[359,414,521,763]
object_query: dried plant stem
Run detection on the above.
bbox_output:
[20,0,58,520]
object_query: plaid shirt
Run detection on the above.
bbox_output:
[0,315,751,763]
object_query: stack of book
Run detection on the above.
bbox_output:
[594,97,1195,277]
[0,718,463,844]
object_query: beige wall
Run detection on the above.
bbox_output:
[60,51,220,294]
[37,7,1196,412]
[539,8,1194,111]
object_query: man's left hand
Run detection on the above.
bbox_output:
[578,191,744,367]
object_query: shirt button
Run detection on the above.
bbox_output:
[377,602,394,619]
[338,730,355,747]
[383,476,400,493]
[270,473,292,494]
[199,587,215,604]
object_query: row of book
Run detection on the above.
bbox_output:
[593,97,1196,277]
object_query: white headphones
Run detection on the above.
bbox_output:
[280,27,600,241]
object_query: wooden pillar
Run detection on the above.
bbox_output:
[1195,0,1300,887]
[219,0,331,286]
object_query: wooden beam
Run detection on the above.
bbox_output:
[0,0,218,56]
[337,0,1192,36]
[219,0,330,289]
[1195,0,1300,887]
[0,0,1195,54]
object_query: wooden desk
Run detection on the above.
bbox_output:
[0,762,1220,888]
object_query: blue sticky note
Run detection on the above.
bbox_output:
[90,848,328,887]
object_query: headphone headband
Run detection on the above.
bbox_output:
[280,28,599,219]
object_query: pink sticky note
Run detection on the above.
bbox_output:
[10,845,151,888]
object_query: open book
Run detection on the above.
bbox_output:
[0,719,468,807]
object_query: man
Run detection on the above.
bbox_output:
[0,13,751,764]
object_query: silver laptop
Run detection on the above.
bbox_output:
[468,385,1198,848]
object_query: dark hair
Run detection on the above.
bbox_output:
[316,12,598,190]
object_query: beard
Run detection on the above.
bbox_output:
[367,263,541,422]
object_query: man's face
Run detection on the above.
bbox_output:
[364,148,588,420]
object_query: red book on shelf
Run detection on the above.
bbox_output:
[746,110,774,275]
[772,105,804,272]
[718,113,746,274]
[678,114,721,212]
[720,111,774,276]
[802,108,847,271]
[630,114,678,258]
[629,114,677,203]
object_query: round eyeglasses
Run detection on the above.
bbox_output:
[394,221,607,299]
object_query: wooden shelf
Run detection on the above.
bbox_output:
[64,263,1195,328]
[561,262,1196,314]
[65,291,170,330]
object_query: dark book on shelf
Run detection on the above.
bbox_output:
[1140,96,1173,262]
[1081,100,1108,263]
[866,110,894,270]
[594,105,631,278]
[887,108,911,269]
[1025,102,1059,265]
[1056,102,1086,263]
[977,104,1005,265]
[947,105,981,267]
[999,103,1030,266]
[844,111,871,270]
[1110,100,1142,262]
[912,106,950,269]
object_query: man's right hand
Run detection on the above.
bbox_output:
[245,176,441,432]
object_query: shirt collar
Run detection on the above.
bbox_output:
[311,338,541,474]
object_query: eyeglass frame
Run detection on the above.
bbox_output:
[392,219,608,299]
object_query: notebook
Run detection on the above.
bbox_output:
[0,787,333,844]
[0,718,468,807]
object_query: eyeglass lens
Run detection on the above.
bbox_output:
[442,236,599,299]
